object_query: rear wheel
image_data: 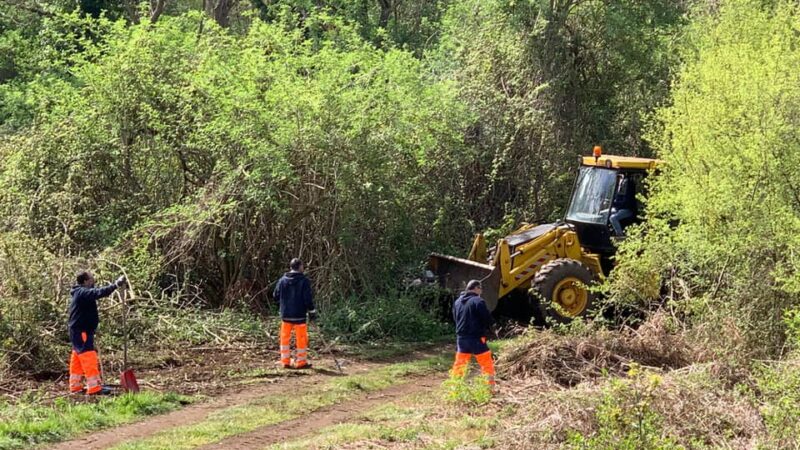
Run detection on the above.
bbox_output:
[531,259,597,323]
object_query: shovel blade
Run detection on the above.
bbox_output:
[120,369,140,393]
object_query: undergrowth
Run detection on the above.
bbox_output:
[566,365,683,450]
[319,292,450,343]
[442,375,493,406]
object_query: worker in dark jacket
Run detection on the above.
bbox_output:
[273,258,317,369]
[68,270,126,395]
[451,279,496,388]
[610,176,636,236]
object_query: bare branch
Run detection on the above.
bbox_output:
[150,0,167,23]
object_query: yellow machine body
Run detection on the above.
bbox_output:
[430,224,602,311]
[429,152,662,317]
[581,155,663,170]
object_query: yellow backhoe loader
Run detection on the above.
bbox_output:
[429,147,663,322]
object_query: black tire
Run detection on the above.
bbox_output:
[531,258,597,324]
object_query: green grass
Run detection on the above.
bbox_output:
[225,367,285,380]
[261,338,553,450]
[349,336,451,361]
[266,389,499,449]
[0,392,191,450]
[112,354,450,450]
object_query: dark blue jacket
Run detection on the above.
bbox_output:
[453,291,493,338]
[68,284,118,331]
[613,178,636,210]
[273,271,315,324]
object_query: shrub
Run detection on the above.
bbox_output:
[754,359,800,448]
[0,232,74,373]
[566,366,683,450]
[319,293,450,344]
[611,0,800,359]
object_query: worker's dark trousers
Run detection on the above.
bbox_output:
[451,336,496,385]
[68,329,102,394]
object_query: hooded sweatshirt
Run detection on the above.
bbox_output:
[453,291,493,339]
[68,284,118,331]
[273,271,315,324]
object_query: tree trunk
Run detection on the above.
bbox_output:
[150,0,167,23]
[377,0,391,30]
[204,0,237,27]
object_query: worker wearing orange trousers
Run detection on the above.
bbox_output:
[274,258,317,369]
[68,270,126,395]
[451,280,496,388]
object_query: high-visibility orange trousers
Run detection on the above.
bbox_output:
[451,351,496,385]
[68,331,102,394]
[279,321,309,368]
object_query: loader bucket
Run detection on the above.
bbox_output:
[429,253,502,311]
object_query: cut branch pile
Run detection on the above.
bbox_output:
[497,313,695,386]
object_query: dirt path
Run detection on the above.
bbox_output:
[198,376,442,450]
[49,346,449,450]
[48,370,335,450]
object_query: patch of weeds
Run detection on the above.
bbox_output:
[354,338,451,361]
[226,367,283,380]
[487,338,513,353]
[0,392,191,449]
[377,424,420,442]
[754,358,800,448]
[359,402,423,422]
[320,294,451,344]
[442,374,492,406]
[268,389,498,449]
[338,379,368,391]
[565,364,683,450]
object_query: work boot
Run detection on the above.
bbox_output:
[88,386,114,396]
[294,363,312,370]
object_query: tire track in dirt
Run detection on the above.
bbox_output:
[48,371,333,450]
[197,376,442,450]
[48,346,449,450]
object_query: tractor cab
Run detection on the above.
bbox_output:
[565,148,662,262]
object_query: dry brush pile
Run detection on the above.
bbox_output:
[488,312,800,448]
[497,313,695,386]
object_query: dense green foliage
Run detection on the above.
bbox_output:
[0,0,690,374]
[8,1,800,446]
[611,0,800,357]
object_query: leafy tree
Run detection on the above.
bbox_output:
[427,0,688,229]
[0,11,470,307]
[252,0,450,52]
[612,0,800,357]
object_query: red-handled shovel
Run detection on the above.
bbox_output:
[119,287,139,393]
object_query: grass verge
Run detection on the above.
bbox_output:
[112,354,450,450]
[265,387,501,449]
[0,392,191,450]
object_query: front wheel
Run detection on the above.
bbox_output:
[531,259,597,323]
